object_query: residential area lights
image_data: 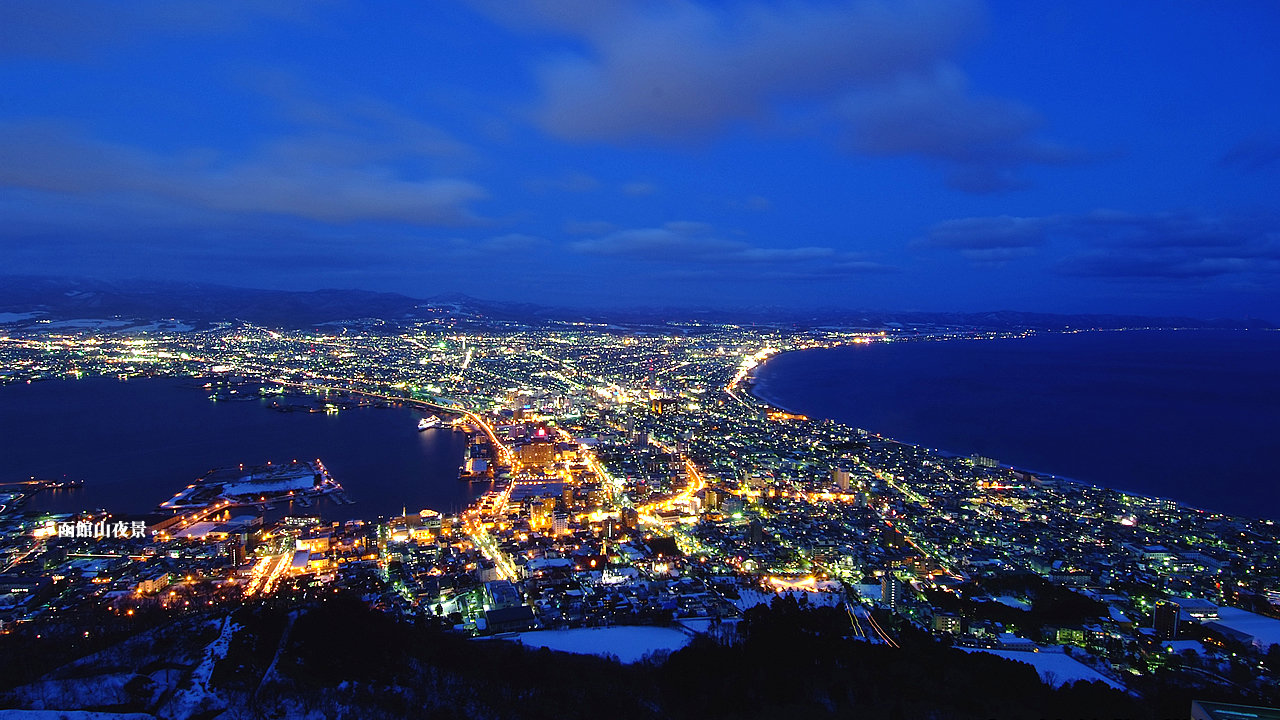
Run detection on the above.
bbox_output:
[1,317,1278,704]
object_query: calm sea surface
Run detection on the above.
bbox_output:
[752,330,1280,519]
[0,377,484,519]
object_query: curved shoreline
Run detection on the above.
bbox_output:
[740,332,1268,519]
[0,374,479,518]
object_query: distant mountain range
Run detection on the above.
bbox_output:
[0,275,1271,331]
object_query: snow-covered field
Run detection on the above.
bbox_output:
[959,648,1124,689]
[498,626,692,663]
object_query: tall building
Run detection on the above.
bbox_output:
[882,574,905,612]
[703,488,720,511]
[621,507,639,529]
[1154,600,1181,640]
[528,497,556,531]
[516,438,556,470]
[970,454,998,469]
[227,535,246,566]
[831,467,851,492]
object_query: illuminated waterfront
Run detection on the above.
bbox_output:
[0,376,479,519]
[1,316,1278,715]
[751,329,1280,519]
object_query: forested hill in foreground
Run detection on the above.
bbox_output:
[1,594,1200,719]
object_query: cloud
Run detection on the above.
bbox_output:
[841,66,1080,192]
[732,195,773,212]
[446,233,548,255]
[526,172,601,194]
[0,0,318,59]
[923,214,1056,250]
[570,223,733,258]
[1057,253,1277,280]
[492,0,979,141]
[1220,137,1280,173]
[475,233,547,252]
[1069,210,1252,249]
[918,214,1054,267]
[0,120,488,226]
[925,208,1280,279]
[247,71,475,164]
[568,221,896,277]
[622,181,657,196]
[661,260,896,282]
[474,0,1073,192]
[564,219,618,235]
[1056,212,1280,280]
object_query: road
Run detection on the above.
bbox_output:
[244,552,291,597]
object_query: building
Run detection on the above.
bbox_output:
[1177,597,1219,622]
[882,575,905,612]
[1055,627,1086,646]
[484,605,537,634]
[516,437,556,470]
[970,454,998,468]
[528,497,556,531]
[703,488,720,511]
[134,571,172,595]
[1154,600,1181,640]
[1191,701,1280,720]
[933,612,961,634]
[831,467,851,492]
[621,507,639,529]
[226,535,246,566]
[484,580,522,611]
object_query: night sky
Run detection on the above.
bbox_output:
[2,1,1277,317]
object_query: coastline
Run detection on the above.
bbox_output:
[742,356,806,417]
[0,375,479,518]
[740,331,1274,520]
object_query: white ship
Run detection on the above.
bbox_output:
[417,415,442,431]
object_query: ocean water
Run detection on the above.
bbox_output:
[751,330,1280,519]
[0,376,484,519]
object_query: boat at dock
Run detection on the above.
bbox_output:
[417,415,442,431]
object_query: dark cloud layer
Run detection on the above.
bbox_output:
[0,0,316,59]
[475,0,1069,192]
[841,67,1080,192]
[1219,138,1280,173]
[570,221,896,279]
[0,1,1275,316]
[0,120,487,226]
[925,210,1280,280]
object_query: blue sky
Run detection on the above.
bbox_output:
[2,1,1278,318]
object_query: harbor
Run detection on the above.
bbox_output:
[0,376,482,520]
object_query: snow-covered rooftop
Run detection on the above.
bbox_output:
[1210,607,1280,650]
